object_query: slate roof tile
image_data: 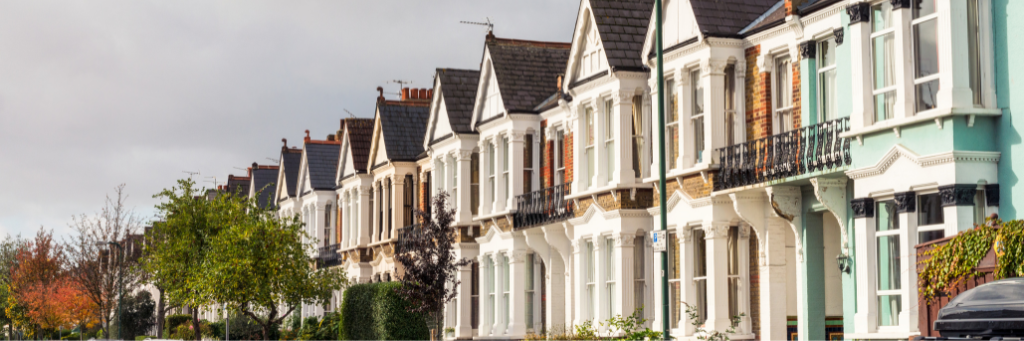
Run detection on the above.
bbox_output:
[436,68,480,134]
[250,167,278,209]
[281,148,302,197]
[341,118,374,173]
[378,101,431,161]
[586,0,655,70]
[690,0,778,36]
[485,36,570,113]
[304,142,341,190]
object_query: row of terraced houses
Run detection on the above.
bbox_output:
[207,0,1024,339]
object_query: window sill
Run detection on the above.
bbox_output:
[840,106,1002,141]
[565,182,653,201]
[641,162,717,184]
[472,210,512,222]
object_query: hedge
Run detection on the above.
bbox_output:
[165,314,192,332]
[341,282,429,340]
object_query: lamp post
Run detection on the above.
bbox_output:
[96,241,124,340]
[654,0,670,339]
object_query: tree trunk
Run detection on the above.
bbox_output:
[191,307,200,341]
[156,289,165,339]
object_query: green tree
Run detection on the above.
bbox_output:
[144,178,228,338]
[0,236,24,339]
[202,189,348,340]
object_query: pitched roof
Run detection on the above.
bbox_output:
[342,118,374,173]
[304,141,341,190]
[378,101,431,161]
[226,175,250,196]
[281,148,303,197]
[436,68,480,133]
[486,36,571,113]
[250,167,279,209]
[690,0,779,37]
[589,0,655,70]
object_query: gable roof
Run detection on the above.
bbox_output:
[281,147,303,197]
[588,0,655,70]
[341,118,374,174]
[303,141,341,191]
[378,101,430,162]
[689,0,778,37]
[226,175,250,196]
[485,35,571,113]
[436,68,481,133]
[249,165,279,209]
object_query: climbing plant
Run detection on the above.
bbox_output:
[918,218,1024,304]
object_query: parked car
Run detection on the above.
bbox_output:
[932,277,1024,338]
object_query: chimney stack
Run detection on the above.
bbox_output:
[377,86,385,103]
[427,89,433,99]
[304,130,311,142]
[327,134,336,141]
[281,138,288,152]
[557,75,563,92]
[785,0,808,15]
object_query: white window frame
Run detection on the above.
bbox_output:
[525,253,535,331]
[634,234,649,325]
[692,227,708,326]
[772,54,794,133]
[586,240,597,321]
[502,136,509,204]
[667,231,682,330]
[817,37,838,122]
[604,99,615,185]
[666,79,679,170]
[585,107,596,188]
[724,64,737,145]
[916,191,945,242]
[874,198,903,329]
[870,1,898,123]
[488,141,496,205]
[690,69,705,163]
[911,1,941,113]
[605,236,617,320]
[450,154,458,201]
[555,129,566,185]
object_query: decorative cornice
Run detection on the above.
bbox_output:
[702,221,731,240]
[985,184,1000,207]
[845,145,1001,180]
[939,184,977,207]
[851,198,875,218]
[798,40,817,59]
[893,191,916,213]
[847,3,871,24]
[833,27,844,46]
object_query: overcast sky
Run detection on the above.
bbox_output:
[0,1,580,239]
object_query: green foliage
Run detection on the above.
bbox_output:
[134,335,155,340]
[171,320,212,340]
[298,316,319,340]
[683,303,744,341]
[120,291,157,341]
[312,312,341,341]
[918,218,1024,303]
[573,321,599,340]
[165,314,192,331]
[210,313,275,341]
[601,307,661,340]
[340,282,429,340]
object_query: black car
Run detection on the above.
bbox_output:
[932,277,1024,338]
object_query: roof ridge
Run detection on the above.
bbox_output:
[488,36,571,49]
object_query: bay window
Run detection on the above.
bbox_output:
[918,193,944,243]
[818,38,838,122]
[634,234,647,319]
[668,232,681,329]
[876,200,901,327]
[912,0,939,112]
[324,203,332,246]
[489,142,496,205]
[727,226,740,317]
[503,254,510,328]
[404,174,413,226]
[666,80,679,169]
[774,55,794,132]
[586,240,597,321]
[604,99,615,183]
[585,107,595,187]
[871,2,896,122]
[693,228,708,325]
[605,237,617,319]
[967,0,983,106]
[631,95,644,178]
[486,256,495,328]
[691,69,705,163]
[471,152,480,215]
[471,260,480,329]
[526,253,534,330]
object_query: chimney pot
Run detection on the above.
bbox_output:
[304,130,310,142]
[427,89,434,99]
[401,88,410,101]
[327,134,336,141]
[418,88,427,99]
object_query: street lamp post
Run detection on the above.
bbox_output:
[96,241,124,341]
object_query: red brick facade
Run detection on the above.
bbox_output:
[745,45,802,140]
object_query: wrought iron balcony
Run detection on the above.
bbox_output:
[513,183,574,230]
[316,244,341,268]
[714,117,852,192]
[396,223,422,253]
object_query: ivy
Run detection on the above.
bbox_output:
[918,218,1024,304]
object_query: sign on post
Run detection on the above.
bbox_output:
[651,230,667,252]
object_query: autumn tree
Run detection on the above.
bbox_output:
[7,229,88,338]
[0,236,25,339]
[67,184,144,339]
[395,193,470,340]
[203,193,348,340]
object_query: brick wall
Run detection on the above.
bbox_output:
[746,45,771,140]
[791,58,802,130]
[573,189,655,217]
[565,132,574,185]
[541,120,552,188]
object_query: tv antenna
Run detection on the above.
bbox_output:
[233,167,247,172]
[265,157,279,164]
[344,109,356,119]
[460,17,494,33]
[182,170,200,179]
[204,176,219,188]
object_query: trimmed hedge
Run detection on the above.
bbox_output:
[341,282,429,340]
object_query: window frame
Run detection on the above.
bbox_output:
[666,79,679,170]
[488,141,496,205]
[772,54,795,133]
[502,136,510,204]
[605,236,617,319]
[692,228,708,326]
[586,240,597,322]
[690,69,705,163]
[874,199,903,328]
[870,1,898,123]
[911,2,941,113]
[555,129,566,185]
[817,37,838,122]
[630,95,645,179]
[604,99,615,184]
[585,106,596,187]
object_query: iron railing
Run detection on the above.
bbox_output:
[317,244,341,268]
[512,183,574,230]
[714,117,852,191]
[396,224,422,253]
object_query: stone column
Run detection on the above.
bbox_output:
[851,198,877,334]
[479,140,492,216]
[702,221,732,332]
[615,91,634,185]
[507,250,527,336]
[358,186,371,246]
[893,3,914,120]
[846,3,874,129]
[394,175,406,231]
[937,0,976,108]
[454,245,479,339]
[477,254,492,336]
[678,225,695,336]
[457,150,473,223]
[704,59,728,162]
[895,191,919,331]
[572,240,585,327]
[594,235,607,323]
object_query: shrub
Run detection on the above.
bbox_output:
[165,314,192,332]
[298,316,319,340]
[341,282,429,340]
[313,312,341,341]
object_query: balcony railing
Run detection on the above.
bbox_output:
[396,224,422,253]
[317,244,341,268]
[512,183,573,230]
[714,117,852,192]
